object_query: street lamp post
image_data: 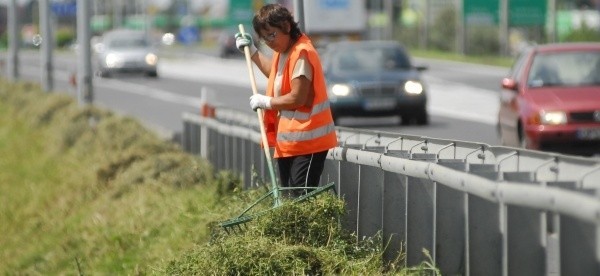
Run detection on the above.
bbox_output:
[39,0,54,92]
[7,0,20,81]
[77,0,93,105]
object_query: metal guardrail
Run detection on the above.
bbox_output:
[182,108,600,276]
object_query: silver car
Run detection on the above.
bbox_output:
[94,29,158,78]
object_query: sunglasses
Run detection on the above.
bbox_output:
[261,31,277,43]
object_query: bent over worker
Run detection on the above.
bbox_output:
[235,3,337,196]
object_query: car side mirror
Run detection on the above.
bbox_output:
[501,77,518,91]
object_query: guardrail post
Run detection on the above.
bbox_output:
[550,182,600,275]
[406,174,435,267]
[339,152,361,234]
[224,133,232,171]
[242,138,253,189]
[357,163,384,240]
[190,123,200,155]
[182,119,192,153]
[232,135,240,175]
[503,174,545,275]
[208,126,219,170]
[321,154,339,187]
[382,171,408,264]
[436,159,468,275]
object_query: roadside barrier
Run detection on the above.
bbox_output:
[182,107,600,276]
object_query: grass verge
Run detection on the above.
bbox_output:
[0,79,440,275]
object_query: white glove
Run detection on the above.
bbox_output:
[249,94,272,111]
[234,32,257,56]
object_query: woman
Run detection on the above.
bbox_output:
[235,3,337,196]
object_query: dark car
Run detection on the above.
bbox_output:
[497,42,600,155]
[94,29,159,78]
[320,40,428,125]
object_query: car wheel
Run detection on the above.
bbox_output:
[399,115,410,126]
[399,109,428,126]
[414,109,429,125]
[146,71,158,78]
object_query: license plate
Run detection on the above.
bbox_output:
[363,98,396,111]
[577,128,600,140]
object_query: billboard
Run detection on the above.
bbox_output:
[303,0,367,33]
[463,0,546,27]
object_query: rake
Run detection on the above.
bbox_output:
[218,25,336,234]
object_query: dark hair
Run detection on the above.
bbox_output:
[252,4,302,41]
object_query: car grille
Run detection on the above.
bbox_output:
[571,111,600,123]
[359,85,397,97]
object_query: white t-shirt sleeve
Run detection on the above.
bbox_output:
[274,53,314,97]
[292,54,313,81]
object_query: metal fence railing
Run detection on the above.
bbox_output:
[182,108,600,276]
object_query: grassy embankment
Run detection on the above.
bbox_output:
[0,80,439,274]
[409,48,514,68]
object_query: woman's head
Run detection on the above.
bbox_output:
[252,4,302,42]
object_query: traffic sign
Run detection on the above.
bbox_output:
[51,1,76,17]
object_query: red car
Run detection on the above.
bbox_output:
[497,42,600,156]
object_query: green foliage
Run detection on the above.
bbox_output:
[0,32,7,49]
[563,23,600,42]
[467,26,500,55]
[0,79,215,274]
[168,194,389,275]
[430,7,457,52]
[396,25,421,49]
[55,27,75,48]
[214,170,243,199]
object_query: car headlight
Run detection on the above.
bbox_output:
[540,111,567,125]
[105,53,123,68]
[330,84,353,96]
[404,80,424,95]
[145,53,158,66]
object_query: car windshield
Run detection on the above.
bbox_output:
[106,35,148,49]
[528,50,600,87]
[332,45,411,73]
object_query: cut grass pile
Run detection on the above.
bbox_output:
[0,79,439,275]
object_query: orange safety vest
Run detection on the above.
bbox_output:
[264,34,338,158]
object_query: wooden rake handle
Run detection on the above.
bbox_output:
[238,24,271,161]
[238,24,280,203]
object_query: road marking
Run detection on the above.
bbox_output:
[97,79,205,108]
[426,76,499,125]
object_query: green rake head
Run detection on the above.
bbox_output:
[219,182,337,234]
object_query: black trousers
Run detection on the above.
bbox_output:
[276,150,328,196]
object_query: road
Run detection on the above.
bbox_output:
[159,52,507,145]
[5,48,508,146]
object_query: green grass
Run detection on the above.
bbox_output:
[409,48,514,68]
[0,79,440,275]
[0,81,218,274]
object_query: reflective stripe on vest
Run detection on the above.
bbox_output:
[279,101,331,121]
[277,122,336,142]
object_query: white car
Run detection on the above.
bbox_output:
[94,29,158,78]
